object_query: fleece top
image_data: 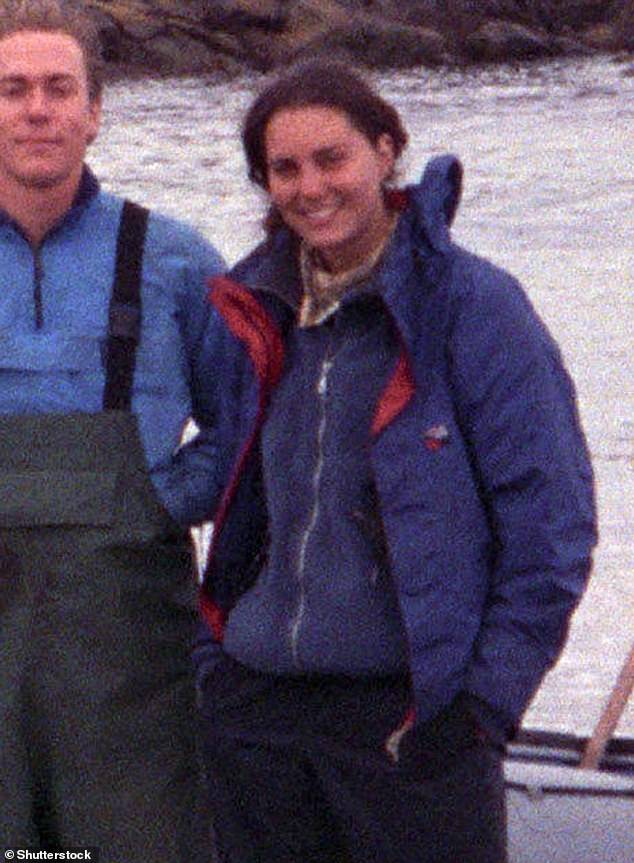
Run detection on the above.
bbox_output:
[0,167,226,525]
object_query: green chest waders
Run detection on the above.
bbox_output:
[0,203,209,861]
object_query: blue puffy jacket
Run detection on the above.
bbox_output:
[0,168,225,525]
[196,156,597,733]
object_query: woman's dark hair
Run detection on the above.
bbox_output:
[242,58,409,191]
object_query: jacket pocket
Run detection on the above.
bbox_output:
[398,696,485,779]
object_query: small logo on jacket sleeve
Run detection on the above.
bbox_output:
[423,424,450,451]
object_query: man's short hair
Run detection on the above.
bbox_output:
[0,0,104,100]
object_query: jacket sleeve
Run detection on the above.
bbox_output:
[150,227,232,527]
[447,253,597,735]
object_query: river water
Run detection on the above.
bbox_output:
[91,55,634,736]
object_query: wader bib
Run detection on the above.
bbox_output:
[0,203,208,861]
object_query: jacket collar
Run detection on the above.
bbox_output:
[355,154,463,348]
[72,164,100,210]
[231,227,303,310]
[0,164,100,236]
[229,154,463,337]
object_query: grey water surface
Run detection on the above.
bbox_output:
[91,55,634,736]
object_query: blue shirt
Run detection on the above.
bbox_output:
[0,167,226,525]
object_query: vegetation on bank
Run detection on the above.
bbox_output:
[88,0,634,76]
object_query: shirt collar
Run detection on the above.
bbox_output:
[0,164,100,233]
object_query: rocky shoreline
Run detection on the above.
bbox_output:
[89,0,634,77]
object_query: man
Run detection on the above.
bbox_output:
[0,1,224,858]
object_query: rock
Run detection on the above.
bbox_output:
[549,33,593,56]
[282,0,350,44]
[336,0,438,28]
[612,1,634,49]
[582,23,621,49]
[141,31,238,74]
[84,0,634,76]
[437,1,540,30]
[463,19,555,62]
[293,17,449,68]
[201,0,288,35]
[200,0,352,71]
[87,5,123,61]
[397,0,440,26]
[532,1,621,31]
[94,0,161,38]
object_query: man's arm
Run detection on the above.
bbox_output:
[151,224,229,527]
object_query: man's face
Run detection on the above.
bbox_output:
[0,29,101,195]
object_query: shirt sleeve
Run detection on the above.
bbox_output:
[152,227,229,526]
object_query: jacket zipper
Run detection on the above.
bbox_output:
[33,247,44,330]
[290,341,335,667]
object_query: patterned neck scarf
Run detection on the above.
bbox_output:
[298,214,398,328]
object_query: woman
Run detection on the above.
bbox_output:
[194,60,596,863]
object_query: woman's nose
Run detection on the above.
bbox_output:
[297,164,324,198]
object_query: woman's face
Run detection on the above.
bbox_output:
[264,105,395,273]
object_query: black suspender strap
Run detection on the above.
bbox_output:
[102,200,149,411]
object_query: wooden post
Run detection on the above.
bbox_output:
[580,642,634,770]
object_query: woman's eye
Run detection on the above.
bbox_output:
[269,160,297,179]
[316,149,345,169]
[48,81,74,99]
[0,82,26,99]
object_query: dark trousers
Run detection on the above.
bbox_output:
[0,413,210,862]
[198,654,507,863]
